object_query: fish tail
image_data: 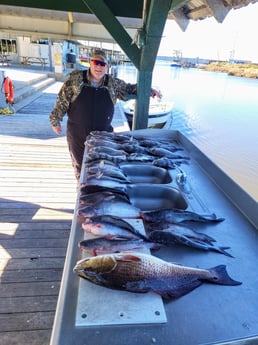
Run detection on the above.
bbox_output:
[207,265,242,286]
[195,213,224,222]
[214,246,234,258]
[205,213,225,222]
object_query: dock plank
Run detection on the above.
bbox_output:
[0,248,67,258]
[0,295,58,314]
[0,73,129,345]
[0,281,61,298]
[1,269,64,283]
[0,330,51,345]
[0,312,55,332]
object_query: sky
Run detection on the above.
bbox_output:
[158,2,258,62]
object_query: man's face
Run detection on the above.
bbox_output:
[90,58,108,82]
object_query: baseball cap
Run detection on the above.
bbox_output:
[91,49,108,63]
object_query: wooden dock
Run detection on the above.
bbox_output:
[0,133,77,345]
[0,77,129,345]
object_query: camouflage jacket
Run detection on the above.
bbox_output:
[49,69,137,126]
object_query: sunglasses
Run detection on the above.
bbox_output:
[91,59,107,67]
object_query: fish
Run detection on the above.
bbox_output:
[149,226,233,257]
[83,177,126,188]
[136,138,157,148]
[73,252,241,300]
[86,173,129,183]
[83,162,128,186]
[87,151,127,164]
[79,191,130,207]
[86,138,123,150]
[87,131,115,139]
[158,143,184,153]
[84,157,116,168]
[148,147,190,160]
[82,215,149,240]
[122,144,150,154]
[79,191,115,206]
[141,208,225,224]
[136,138,181,150]
[112,133,135,143]
[88,146,127,156]
[79,238,157,255]
[127,153,154,162]
[85,161,129,182]
[77,199,141,220]
[88,131,134,143]
[80,184,127,196]
[153,157,189,169]
[85,159,117,172]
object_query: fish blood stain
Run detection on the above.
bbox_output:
[81,313,87,319]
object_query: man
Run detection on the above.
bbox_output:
[50,49,161,181]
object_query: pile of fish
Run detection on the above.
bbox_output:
[77,131,229,256]
[78,208,230,257]
[83,131,190,177]
[73,131,241,300]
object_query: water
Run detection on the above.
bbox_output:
[117,63,258,201]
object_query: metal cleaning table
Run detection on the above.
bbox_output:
[50,129,258,345]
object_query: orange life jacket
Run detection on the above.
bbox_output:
[4,76,14,104]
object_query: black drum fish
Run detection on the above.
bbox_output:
[87,152,127,164]
[73,252,241,300]
[79,238,157,256]
[80,185,127,196]
[79,191,130,207]
[148,147,190,160]
[82,214,148,240]
[141,208,225,224]
[78,199,141,220]
[149,226,233,257]
[153,157,189,169]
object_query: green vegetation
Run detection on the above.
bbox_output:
[198,62,258,79]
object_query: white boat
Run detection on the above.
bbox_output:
[123,98,174,128]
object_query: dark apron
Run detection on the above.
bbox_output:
[66,72,114,180]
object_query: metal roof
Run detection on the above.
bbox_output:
[0,0,257,129]
[0,0,257,40]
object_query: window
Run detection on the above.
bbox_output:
[0,39,17,54]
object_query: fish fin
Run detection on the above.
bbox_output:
[164,226,216,243]
[95,170,104,179]
[98,160,105,169]
[156,280,203,300]
[200,213,225,222]
[147,242,163,250]
[209,245,234,258]
[206,265,242,286]
[116,253,142,262]
[174,234,234,257]
[103,195,116,202]
[107,236,135,240]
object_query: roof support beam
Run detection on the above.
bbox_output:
[81,0,141,68]
[139,0,172,71]
[169,0,189,10]
[133,0,172,129]
[67,11,74,38]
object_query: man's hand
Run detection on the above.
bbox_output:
[52,125,62,135]
[150,88,162,99]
